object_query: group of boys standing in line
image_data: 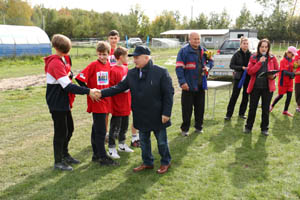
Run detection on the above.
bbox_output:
[45,30,173,174]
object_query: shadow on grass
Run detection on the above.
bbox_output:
[92,132,199,200]
[0,131,198,200]
[227,134,268,188]
[271,113,291,144]
[0,145,127,200]
[292,111,300,139]
[208,119,244,153]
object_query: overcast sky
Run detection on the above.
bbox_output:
[28,0,264,22]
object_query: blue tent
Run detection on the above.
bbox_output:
[0,25,51,57]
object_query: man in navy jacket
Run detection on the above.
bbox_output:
[101,46,174,174]
[176,32,213,136]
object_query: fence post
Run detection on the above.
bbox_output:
[296,41,298,49]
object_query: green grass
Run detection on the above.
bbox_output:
[1,49,300,199]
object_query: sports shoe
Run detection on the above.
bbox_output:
[224,116,231,121]
[118,144,134,153]
[243,127,251,134]
[131,140,140,148]
[239,115,247,119]
[181,131,189,136]
[261,130,269,136]
[63,155,80,164]
[54,162,73,171]
[269,105,273,112]
[98,156,119,166]
[282,111,293,117]
[195,129,203,134]
[108,147,120,159]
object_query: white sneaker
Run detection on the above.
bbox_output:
[181,131,189,136]
[118,144,134,153]
[108,148,120,159]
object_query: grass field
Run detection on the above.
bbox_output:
[1,48,300,199]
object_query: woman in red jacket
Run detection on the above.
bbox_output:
[270,46,298,117]
[244,39,279,136]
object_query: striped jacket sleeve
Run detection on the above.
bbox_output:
[175,48,186,86]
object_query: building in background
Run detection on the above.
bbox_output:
[160,29,258,49]
[0,25,51,57]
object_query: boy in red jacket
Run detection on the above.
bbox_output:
[45,34,100,171]
[107,47,134,159]
[270,46,298,117]
[75,41,118,166]
[108,30,140,148]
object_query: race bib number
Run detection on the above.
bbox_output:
[97,71,109,85]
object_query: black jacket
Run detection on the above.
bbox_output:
[101,60,174,132]
[230,49,251,80]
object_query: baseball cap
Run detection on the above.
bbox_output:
[128,45,151,57]
[288,46,298,56]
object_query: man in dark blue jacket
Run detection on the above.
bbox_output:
[176,32,213,136]
[101,46,174,174]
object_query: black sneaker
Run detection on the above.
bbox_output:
[54,162,73,171]
[261,130,269,136]
[98,156,119,166]
[243,128,251,134]
[195,129,203,134]
[92,155,99,162]
[63,155,80,164]
[239,115,247,119]
[224,116,231,121]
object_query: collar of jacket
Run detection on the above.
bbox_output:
[284,56,292,63]
[239,48,250,55]
[187,43,203,53]
[137,59,152,79]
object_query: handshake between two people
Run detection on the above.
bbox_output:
[89,88,102,102]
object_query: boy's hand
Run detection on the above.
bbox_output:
[89,88,101,102]
[162,115,170,124]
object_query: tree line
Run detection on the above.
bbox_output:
[0,0,300,41]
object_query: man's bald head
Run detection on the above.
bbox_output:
[189,32,201,49]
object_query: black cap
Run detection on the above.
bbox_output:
[128,45,151,57]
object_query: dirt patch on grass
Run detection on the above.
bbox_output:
[0,74,46,91]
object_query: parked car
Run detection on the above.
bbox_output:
[127,37,143,47]
[210,38,259,76]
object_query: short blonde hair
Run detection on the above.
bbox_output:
[51,34,72,54]
[114,46,128,59]
[96,41,111,54]
[240,36,248,44]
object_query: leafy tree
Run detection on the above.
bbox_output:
[208,9,231,29]
[6,0,32,25]
[189,13,209,29]
[235,4,252,29]
[150,10,177,37]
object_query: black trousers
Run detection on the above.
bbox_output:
[226,77,249,117]
[91,113,107,159]
[51,111,74,164]
[108,116,129,148]
[245,88,273,131]
[180,88,205,132]
[295,83,300,106]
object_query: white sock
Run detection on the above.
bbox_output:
[132,134,139,142]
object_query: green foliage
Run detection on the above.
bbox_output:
[235,4,252,29]
[208,9,231,29]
